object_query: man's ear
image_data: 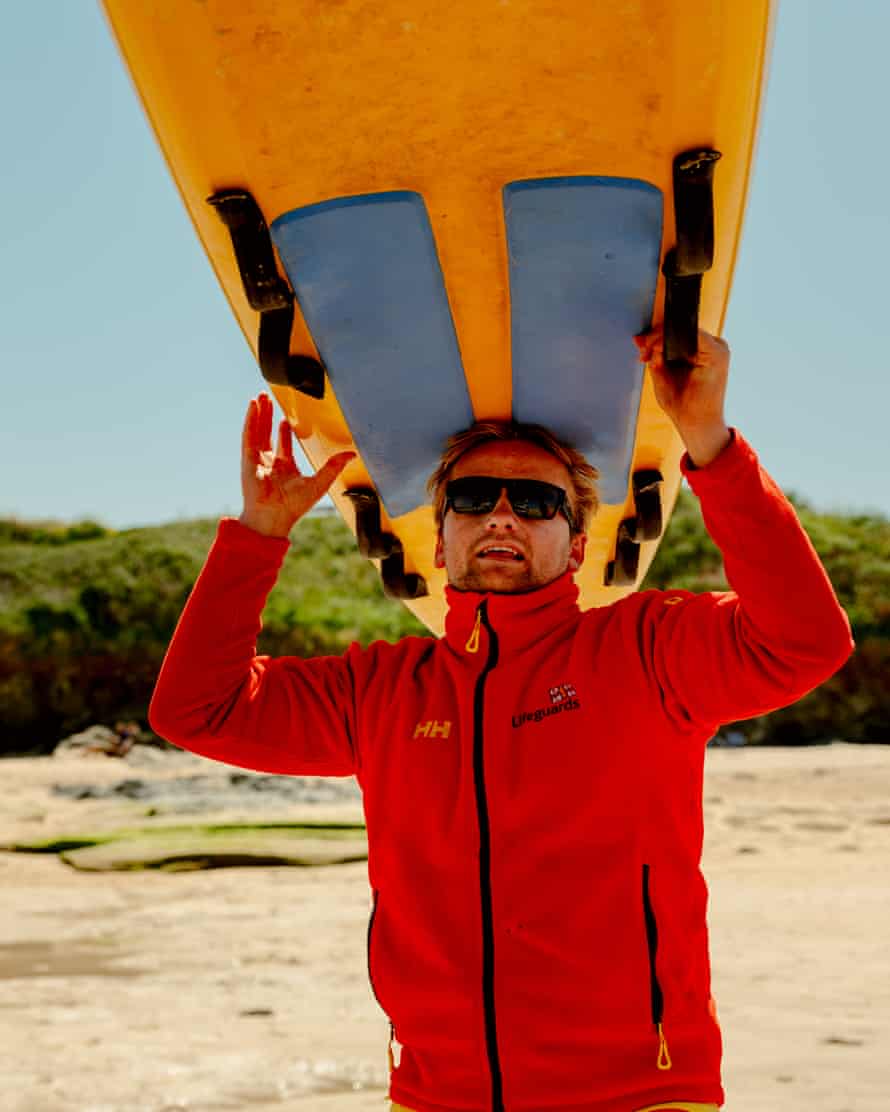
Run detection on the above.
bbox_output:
[434,532,445,569]
[567,532,586,572]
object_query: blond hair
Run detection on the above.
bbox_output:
[427,420,599,535]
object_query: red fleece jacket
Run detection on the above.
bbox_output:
[149,431,852,1112]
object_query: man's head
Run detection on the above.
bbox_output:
[428,421,599,593]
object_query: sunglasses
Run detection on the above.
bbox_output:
[444,476,574,527]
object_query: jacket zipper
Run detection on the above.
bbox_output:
[642,863,673,1071]
[471,601,505,1111]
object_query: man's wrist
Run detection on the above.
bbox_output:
[238,510,295,539]
[678,422,732,469]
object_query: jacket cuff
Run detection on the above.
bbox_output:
[215,516,292,560]
[680,428,754,489]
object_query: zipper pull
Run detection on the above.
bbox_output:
[656,1022,673,1070]
[465,606,482,654]
[387,1023,403,1070]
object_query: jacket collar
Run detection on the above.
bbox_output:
[443,571,581,657]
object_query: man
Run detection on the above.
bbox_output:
[150,327,852,1112]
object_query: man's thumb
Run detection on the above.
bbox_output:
[311,451,356,498]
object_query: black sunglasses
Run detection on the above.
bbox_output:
[444,476,574,528]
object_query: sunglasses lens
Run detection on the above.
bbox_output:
[446,478,499,514]
[509,481,561,519]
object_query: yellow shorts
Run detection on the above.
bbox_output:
[392,1104,718,1111]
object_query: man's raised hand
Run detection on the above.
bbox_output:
[634,326,732,468]
[239,393,355,538]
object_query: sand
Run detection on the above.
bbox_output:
[1,742,888,1112]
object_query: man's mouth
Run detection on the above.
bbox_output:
[476,544,525,563]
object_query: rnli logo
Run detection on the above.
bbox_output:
[549,683,577,705]
[513,681,581,729]
[413,720,452,739]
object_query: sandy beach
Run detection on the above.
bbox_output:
[2,742,888,1112]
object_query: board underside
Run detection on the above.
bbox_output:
[103,0,775,633]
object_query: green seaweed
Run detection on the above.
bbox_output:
[2,819,366,856]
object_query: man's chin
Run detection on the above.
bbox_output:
[450,565,550,594]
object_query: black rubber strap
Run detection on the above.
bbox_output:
[662,148,721,370]
[207,190,292,311]
[671,149,721,277]
[345,488,427,598]
[381,551,428,600]
[208,189,325,399]
[662,257,703,370]
[256,306,324,398]
[632,469,664,541]
[604,518,640,587]
[345,488,400,559]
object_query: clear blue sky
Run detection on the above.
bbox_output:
[1,1,888,527]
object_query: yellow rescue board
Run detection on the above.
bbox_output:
[103,0,775,633]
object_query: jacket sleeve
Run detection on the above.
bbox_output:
[148,518,359,776]
[646,430,854,732]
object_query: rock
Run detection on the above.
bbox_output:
[53,725,121,757]
[51,770,362,811]
[53,722,171,759]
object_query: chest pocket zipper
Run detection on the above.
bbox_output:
[642,864,673,1071]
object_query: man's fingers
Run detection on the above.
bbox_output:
[276,418,297,466]
[257,392,273,453]
[637,325,729,370]
[242,396,269,465]
[243,394,279,477]
[242,398,257,462]
[634,326,663,363]
[243,393,272,444]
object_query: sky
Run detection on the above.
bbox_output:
[1,0,888,528]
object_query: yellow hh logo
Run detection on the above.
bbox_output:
[413,720,452,739]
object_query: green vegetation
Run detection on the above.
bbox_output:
[0,511,424,753]
[2,820,368,854]
[0,493,887,753]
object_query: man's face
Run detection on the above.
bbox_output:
[434,441,587,593]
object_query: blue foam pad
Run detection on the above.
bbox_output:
[271,193,474,519]
[503,177,663,504]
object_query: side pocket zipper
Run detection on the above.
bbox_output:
[367,887,384,1009]
[642,864,672,1071]
[370,891,403,1073]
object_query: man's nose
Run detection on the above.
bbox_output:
[485,488,518,527]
